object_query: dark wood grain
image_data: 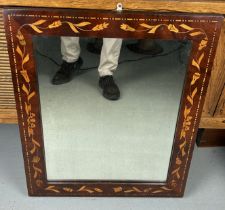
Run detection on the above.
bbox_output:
[197,129,225,147]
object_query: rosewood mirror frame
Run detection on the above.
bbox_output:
[3,8,223,197]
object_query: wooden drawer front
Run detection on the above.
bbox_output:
[0,9,17,123]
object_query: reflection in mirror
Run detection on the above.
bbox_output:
[33,36,191,181]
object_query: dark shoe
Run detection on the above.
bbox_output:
[52,57,83,85]
[99,76,120,100]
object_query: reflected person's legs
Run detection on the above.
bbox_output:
[98,38,122,100]
[61,36,80,63]
[52,37,122,100]
[52,36,83,85]
[98,38,122,77]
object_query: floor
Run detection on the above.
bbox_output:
[0,124,225,210]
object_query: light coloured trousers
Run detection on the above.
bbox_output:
[61,37,122,77]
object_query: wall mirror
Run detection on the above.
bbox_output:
[4,8,222,196]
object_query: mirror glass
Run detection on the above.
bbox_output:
[33,36,191,181]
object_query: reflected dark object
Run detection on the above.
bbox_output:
[86,38,103,54]
[127,40,163,55]
[87,39,164,56]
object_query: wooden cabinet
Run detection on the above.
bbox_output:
[199,21,225,129]
[0,9,17,123]
[0,7,224,128]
